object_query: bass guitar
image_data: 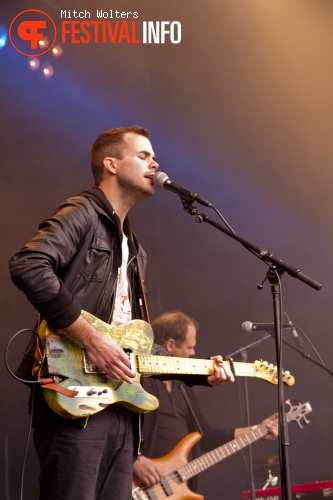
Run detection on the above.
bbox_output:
[37,310,295,419]
[132,401,312,500]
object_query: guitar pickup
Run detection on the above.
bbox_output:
[82,349,136,376]
[67,386,114,398]
[125,350,137,376]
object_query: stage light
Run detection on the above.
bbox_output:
[52,45,63,58]
[29,58,41,71]
[43,65,54,78]
[0,24,7,50]
[39,36,50,49]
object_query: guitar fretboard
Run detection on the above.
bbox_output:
[175,404,312,482]
[136,356,256,377]
[177,424,268,481]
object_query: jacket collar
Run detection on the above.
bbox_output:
[79,186,139,259]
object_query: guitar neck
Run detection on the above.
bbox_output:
[136,356,255,377]
[178,422,270,481]
[178,408,303,481]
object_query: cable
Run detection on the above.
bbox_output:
[19,386,35,500]
[4,328,42,385]
[4,329,42,500]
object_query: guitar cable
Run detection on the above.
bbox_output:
[17,385,36,500]
[4,328,42,500]
[4,328,55,386]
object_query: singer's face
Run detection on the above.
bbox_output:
[114,132,159,198]
[168,323,197,358]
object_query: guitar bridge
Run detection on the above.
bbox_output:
[82,349,104,374]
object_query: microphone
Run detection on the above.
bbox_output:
[242,321,292,333]
[153,172,212,207]
[242,318,304,348]
[284,311,303,347]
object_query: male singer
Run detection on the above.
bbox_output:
[9,126,235,500]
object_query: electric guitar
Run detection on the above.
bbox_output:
[37,310,295,419]
[132,401,312,500]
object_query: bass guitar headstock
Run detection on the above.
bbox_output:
[285,399,312,428]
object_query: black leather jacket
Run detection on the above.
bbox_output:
[9,187,211,456]
[9,187,147,328]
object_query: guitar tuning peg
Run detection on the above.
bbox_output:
[297,416,311,429]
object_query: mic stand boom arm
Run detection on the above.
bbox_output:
[180,200,322,500]
[180,200,322,291]
[269,336,333,377]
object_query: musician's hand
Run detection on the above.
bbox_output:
[133,456,162,487]
[64,315,135,383]
[234,412,279,441]
[207,355,235,385]
[260,412,279,440]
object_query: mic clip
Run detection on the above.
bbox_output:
[181,198,198,216]
[258,262,285,290]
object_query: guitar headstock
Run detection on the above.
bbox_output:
[253,360,295,386]
[285,399,312,428]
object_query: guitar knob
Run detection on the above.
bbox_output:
[87,388,97,396]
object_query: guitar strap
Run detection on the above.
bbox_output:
[179,383,204,436]
[130,232,151,456]
[131,231,150,324]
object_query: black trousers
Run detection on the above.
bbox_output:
[33,405,135,500]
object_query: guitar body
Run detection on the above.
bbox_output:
[38,311,159,418]
[132,433,204,500]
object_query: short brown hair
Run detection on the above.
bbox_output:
[90,126,150,185]
[152,310,199,347]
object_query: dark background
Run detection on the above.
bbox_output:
[1,0,332,499]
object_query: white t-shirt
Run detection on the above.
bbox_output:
[111,234,132,326]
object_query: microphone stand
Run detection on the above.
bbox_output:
[226,335,272,360]
[179,199,322,500]
[268,267,292,500]
[267,335,333,378]
[227,335,271,500]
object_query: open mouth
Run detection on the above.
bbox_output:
[145,174,155,183]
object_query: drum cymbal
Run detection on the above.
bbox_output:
[253,455,280,466]
[252,456,293,477]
